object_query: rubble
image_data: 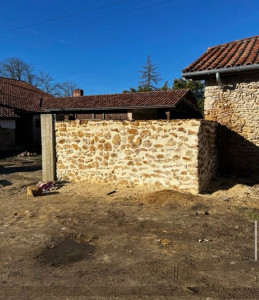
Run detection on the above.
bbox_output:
[17,151,37,157]
[27,186,43,197]
[195,211,209,216]
[26,181,55,197]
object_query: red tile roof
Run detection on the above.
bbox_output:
[42,89,192,111]
[0,77,53,118]
[182,35,259,74]
[0,106,19,118]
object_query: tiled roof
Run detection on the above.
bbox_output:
[0,77,53,118]
[0,106,19,118]
[182,35,259,74]
[42,89,191,111]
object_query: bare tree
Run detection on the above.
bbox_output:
[55,81,78,97]
[0,57,79,97]
[0,57,35,83]
[35,71,58,94]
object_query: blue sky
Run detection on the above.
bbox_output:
[0,0,258,95]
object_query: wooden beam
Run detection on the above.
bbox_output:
[41,114,56,181]
[165,110,171,121]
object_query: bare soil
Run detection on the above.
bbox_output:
[0,156,258,299]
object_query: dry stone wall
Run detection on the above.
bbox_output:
[55,119,217,194]
[204,74,259,174]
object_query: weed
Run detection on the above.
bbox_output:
[251,214,259,221]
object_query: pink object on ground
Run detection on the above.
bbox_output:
[38,181,55,192]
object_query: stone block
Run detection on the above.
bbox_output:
[104,142,112,151]
[142,140,152,147]
[112,134,121,145]
[27,186,43,197]
[127,129,138,135]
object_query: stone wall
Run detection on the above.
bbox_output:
[55,119,217,194]
[0,128,15,152]
[204,74,259,174]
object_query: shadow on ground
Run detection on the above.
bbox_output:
[0,165,41,175]
[0,179,12,186]
[205,175,259,193]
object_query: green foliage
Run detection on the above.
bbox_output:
[160,80,169,90]
[197,98,205,114]
[172,78,204,100]
[172,78,204,114]
[251,213,259,221]
[123,85,153,93]
[122,87,137,93]
[137,85,153,92]
[129,87,137,93]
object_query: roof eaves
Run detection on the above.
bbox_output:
[43,104,177,112]
[0,115,20,119]
[0,102,28,113]
[182,63,259,79]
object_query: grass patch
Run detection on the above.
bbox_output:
[251,214,259,221]
[234,206,259,221]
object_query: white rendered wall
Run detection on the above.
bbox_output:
[0,119,16,129]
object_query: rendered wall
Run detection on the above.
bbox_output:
[204,74,259,174]
[0,119,16,129]
[55,119,217,194]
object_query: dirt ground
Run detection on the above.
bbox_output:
[0,156,258,299]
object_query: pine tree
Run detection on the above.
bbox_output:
[138,56,161,90]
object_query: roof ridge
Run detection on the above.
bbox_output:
[0,77,52,97]
[0,76,35,88]
[10,82,52,97]
[41,89,194,111]
[0,77,52,115]
[207,35,259,50]
[46,89,189,100]
[182,35,259,75]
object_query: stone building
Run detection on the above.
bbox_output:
[182,35,259,175]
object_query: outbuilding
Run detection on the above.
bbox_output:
[41,89,202,121]
[0,77,53,152]
[182,35,259,175]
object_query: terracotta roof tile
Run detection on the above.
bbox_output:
[0,77,53,118]
[0,106,19,118]
[182,35,259,73]
[42,89,191,111]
